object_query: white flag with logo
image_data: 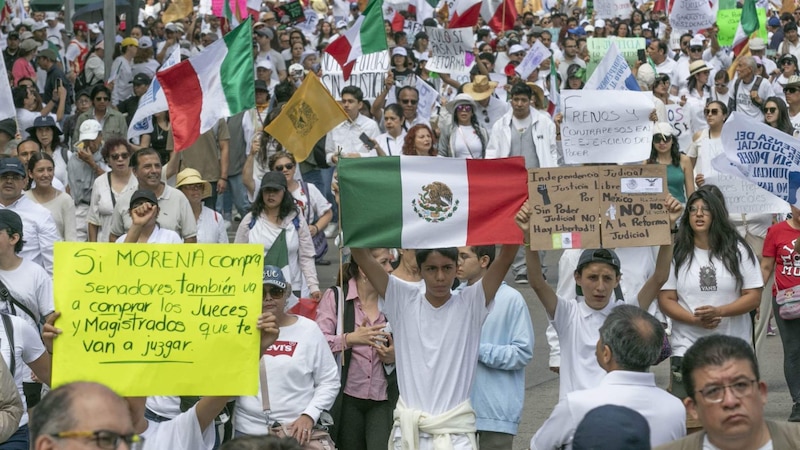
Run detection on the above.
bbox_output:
[127,47,181,140]
[515,41,551,80]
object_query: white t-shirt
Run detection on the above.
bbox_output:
[553,296,618,399]
[141,404,216,450]
[0,259,54,328]
[0,314,46,426]
[383,276,488,415]
[662,244,763,357]
[234,316,340,435]
[733,76,774,121]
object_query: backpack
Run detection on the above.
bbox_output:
[731,76,764,112]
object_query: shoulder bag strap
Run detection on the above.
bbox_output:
[0,278,37,327]
[107,172,116,207]
[1,314,14,376]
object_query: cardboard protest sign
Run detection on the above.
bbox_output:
[404,20,426,43]
[586,38,645,78]
[718,112,800,206]
[717,8,768,46]
[670,0,716,30]
[52,243,264,396]
[275,0,306,25]
[665,104,693,152]
[594,0,633,19]
[560,89,655,164]
[321,51,390,101]
[704,172,790,214]
[425,26,474,74]
[527,165,670,250]
[516,41,551,80]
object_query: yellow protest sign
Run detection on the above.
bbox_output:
[52,243,264,396]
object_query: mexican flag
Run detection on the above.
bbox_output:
[732,0,759,56]
[325,0,387,80]
[339,157,527,248]
[156,18,254,151]
[547,54,559,117]
[264,229,291,284]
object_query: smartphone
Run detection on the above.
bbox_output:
[637,49,646,63]
[359,133,375,149]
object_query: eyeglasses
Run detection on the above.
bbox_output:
[680,40,690,46]
[401,99,418,105]
[689,46,703,52]
[786,87,800,94]
[182,184,205,191]
[688,205,711,214]
[653,135,672,143]
[765,107,778,114]
[264,286,286,298]
[696,379,758,403]
[0,174,23,181]
[455,104,472,113]
[274,163,295,171]
[109,153,129,160]
[94,96,109,102]
[703,108,720,116]
[51,430,144,450]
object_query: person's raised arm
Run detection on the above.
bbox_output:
[351,248,389,297]
[481,243,519,306]
[516,201,558,317]
[637,196,683,309]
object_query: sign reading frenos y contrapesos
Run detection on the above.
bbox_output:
[52,243,264,396]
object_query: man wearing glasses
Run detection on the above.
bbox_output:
[783,76,800,135]
[656,335,800,449]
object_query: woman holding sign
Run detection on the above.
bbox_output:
[657,189,763,402]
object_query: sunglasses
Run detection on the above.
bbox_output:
[703,108,720,116]
[654,135,672,143]
[109,152,129,160]
[481,109,489,123]
[182,184,205,191]
[455,104,473,113]
[783,60,796,65]
[94,96,109,101]
[786,87,800,94]
[765,107,778,114]
[689,46,703,52]
[265,286,286,298]
[274,163,295,171]
[401,99,418,105]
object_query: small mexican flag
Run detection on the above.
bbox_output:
[324,0,387,80]
[339,157,527,248]
[733,0,759,56]
[264,229,291,286]
[157,18,254,151]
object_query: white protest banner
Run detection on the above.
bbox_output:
[405,20,426,43]
[425,26,474,74]
[560,89,655,164]
[415,78,439,121]
[665,104,692,152]
[296,9,320,39]
[516,41,551,80]
[670,0,716,30]
[594,0,633,19]
[584,41,639,91]
[128,47,181,140]
[321,51,390,101]
[705,172,790,214]
[718,112,800,207]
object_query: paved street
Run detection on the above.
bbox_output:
[313,245,793,449]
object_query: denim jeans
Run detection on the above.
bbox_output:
[216,173,251,219]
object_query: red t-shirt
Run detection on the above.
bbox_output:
[763,220,800,295]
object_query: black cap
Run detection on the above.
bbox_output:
[7,31,19,39]
[0,158,26,177]
[0,210,23,237]
[132,73,151,86]
[129,189,158,208]
[414,31,428,40]
[573,405,650,450]
[577,248,621,272]
[254,79,269,92]
[0,119,16,138]
[260,171,287,191]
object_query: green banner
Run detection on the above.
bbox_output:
[586,38,646,79]
[716,8,768,47]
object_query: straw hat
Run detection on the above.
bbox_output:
[687,60,711,79]
[175,168,212,199]
[463,75,498,102]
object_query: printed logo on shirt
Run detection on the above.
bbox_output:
[265,340,298,357]
[780,242,800,277]
[699,265,717,292]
